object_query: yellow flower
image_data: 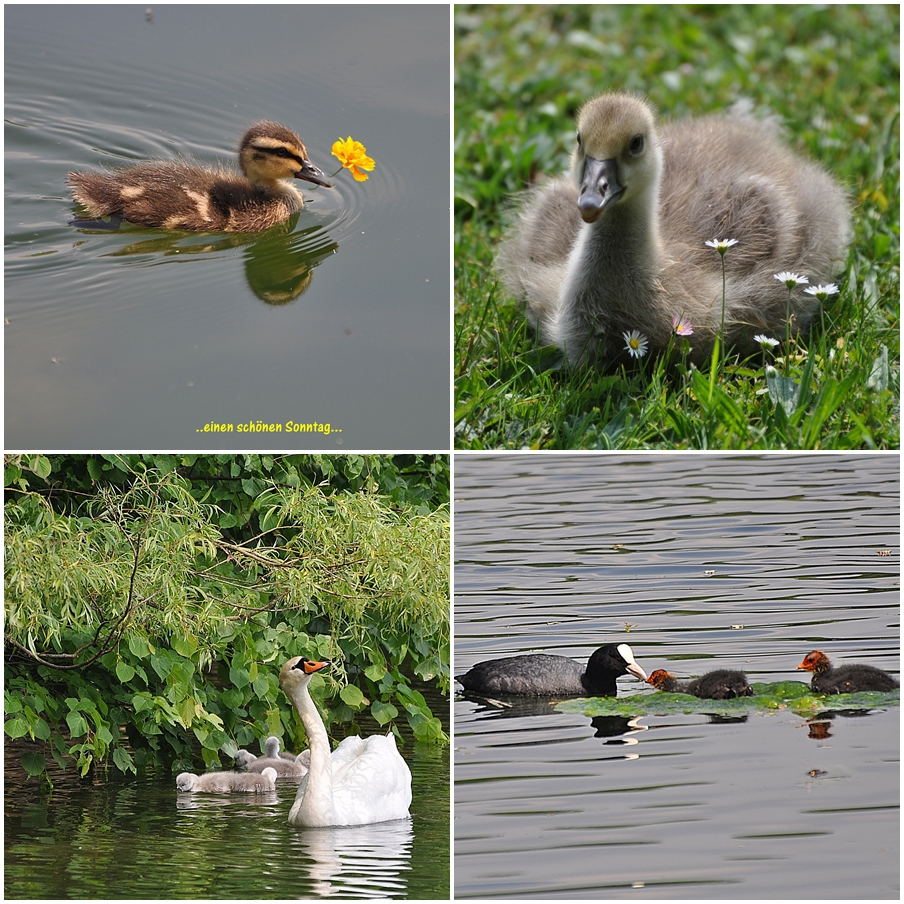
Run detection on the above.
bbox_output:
[331,136,375,182]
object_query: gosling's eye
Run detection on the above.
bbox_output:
[629,134,644,156]
[576,131,582,150]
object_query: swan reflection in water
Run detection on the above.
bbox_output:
[291,818,414,898]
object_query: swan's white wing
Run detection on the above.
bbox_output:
[330,734,412,825]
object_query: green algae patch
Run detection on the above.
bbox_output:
[558,681,899,718]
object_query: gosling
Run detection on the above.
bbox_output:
[68,121,332,232]
[497,92,851,365]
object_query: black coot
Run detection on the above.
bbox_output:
[456,642,647,696]
[797,650,899,694]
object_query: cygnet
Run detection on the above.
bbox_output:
[175,767,277,793]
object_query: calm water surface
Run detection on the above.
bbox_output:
[5,741,449,899]
[454,454,899,899]
[5,5,449,449]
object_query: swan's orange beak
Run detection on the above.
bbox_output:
[302,659,330,675]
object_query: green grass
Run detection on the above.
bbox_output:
[454,5,899,449]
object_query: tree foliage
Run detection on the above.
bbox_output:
[4,454,450,782]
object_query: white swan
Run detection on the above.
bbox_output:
[176,767,277,793]
[278,656,412,827]
[497,91,851,365]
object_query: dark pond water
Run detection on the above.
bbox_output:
[5,4,450,449]
[454,453,899,899]
[5,739,449,899]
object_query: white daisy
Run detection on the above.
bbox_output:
[705,239,739,254]
[803,283,840,301]
[622,330,649,358]
[773,272,810,288]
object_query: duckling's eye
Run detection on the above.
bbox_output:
[629,134,644,156]
[272,147,292,158]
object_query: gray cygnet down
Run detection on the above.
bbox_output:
[176,766,277,792]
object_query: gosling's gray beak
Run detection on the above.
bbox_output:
[297,159,332,189]
[578,155,622,223]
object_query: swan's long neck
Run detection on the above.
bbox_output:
[292,679,335,821]
[552,170,665,363]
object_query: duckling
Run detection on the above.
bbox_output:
[497,92,851,365]
[68,121,332,232]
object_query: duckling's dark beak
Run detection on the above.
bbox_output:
[578,156,623,223]
[296,160,332,189]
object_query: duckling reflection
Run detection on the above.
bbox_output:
[69,122,332,232]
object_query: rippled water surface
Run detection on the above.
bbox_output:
[454,454,899,899]
[5,5,449,449]
[5,739,448,899]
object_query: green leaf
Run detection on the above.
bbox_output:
[251,675,270,698]
[113,746,136,774]
[22,752,47,776]
[204,711,225,731]
[115,661,136,683]
[132,693,152,713]
[172,634,198,658]
[4,461,22,487]
[32,456,53,479]
[128,635,154,660]
[177,698,197,728]
[27,712,51,741]
[150,653,171,682]
[229,665,250,688]
[4,718,29,740]
[221,688,245,709]
[412,716,445,742]
[339,684,365,707]
[371,700,399,725]
[66,711,89,737]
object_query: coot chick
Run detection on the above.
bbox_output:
[456,643,647,697]
[684,669,754,700]
[646,670,689,693]
[797,650,899,694]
